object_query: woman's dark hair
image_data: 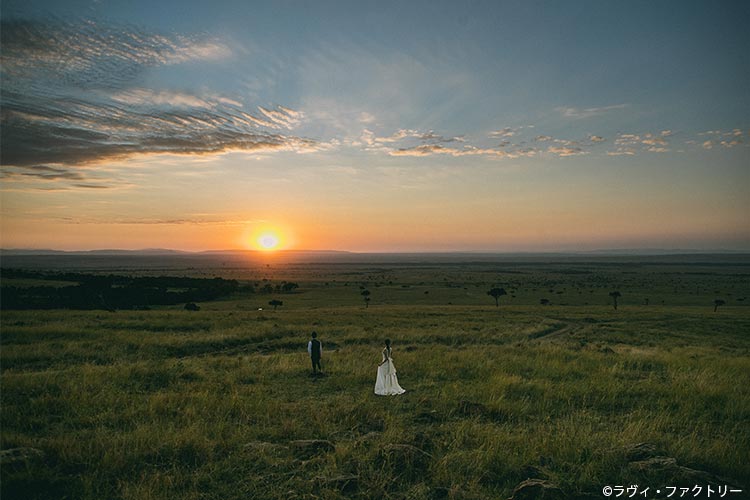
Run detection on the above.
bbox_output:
[385,339,391,348]
[312,331,317,338]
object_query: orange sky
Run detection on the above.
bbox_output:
[2,4,749,252]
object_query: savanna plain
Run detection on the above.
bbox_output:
[1,254,749,499]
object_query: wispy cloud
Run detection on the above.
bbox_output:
[0,18,318,178]
[360,125,612,159]
[1,164,133,190]
[547,146,586,157]
[608,131,674,155]
[489,127,517,138]
[360,124,748,160]
[556,104,628,119]
[699,129,746,149]
[375,127,537,158]
[388,144,537,159]
[0,19,231,90]
[365,129,464,145]
[54,217,266,225]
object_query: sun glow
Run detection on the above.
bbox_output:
[247,228,285,251]
[242,222,295,252]
[259,233,279,250]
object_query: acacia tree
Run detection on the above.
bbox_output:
[487,287,507,307]
[609,291,621,310]
[268,299,283,311]
[361,289,371,308]
[713,299,725,312]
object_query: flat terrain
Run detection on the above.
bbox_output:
[1,254,749,499]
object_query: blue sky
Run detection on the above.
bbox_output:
[1,1,748,251]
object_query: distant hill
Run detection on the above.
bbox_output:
[1,248,748,270]
[3,247,747,257]
[1,248,186,256]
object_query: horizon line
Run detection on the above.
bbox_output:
[2,247,750,256]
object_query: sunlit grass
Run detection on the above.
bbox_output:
[2,273,749,499]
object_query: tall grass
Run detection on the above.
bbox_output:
[2,299,749,498]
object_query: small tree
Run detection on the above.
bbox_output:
[540,298,550,306]
[487,287,507,307]
[281,282,299,293]
[184,302,200,311]
[609,291,621,310]
[361,289,371,308]
[713,299,725,312]
[268,299,283,311]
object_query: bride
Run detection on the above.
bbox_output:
[374,339,406,396]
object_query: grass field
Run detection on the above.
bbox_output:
[2,256,749,499]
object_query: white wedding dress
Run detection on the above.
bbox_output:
[374,347,406,396]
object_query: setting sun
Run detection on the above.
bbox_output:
[242,223,294,252]
[259,234,279,250]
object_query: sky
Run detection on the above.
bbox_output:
[1,0,749,252]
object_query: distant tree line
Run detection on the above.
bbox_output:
[0,270,239,310]
[257,281,299,294]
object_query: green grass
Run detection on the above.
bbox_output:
[2,261,750,499]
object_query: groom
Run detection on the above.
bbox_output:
[307,331,322,374]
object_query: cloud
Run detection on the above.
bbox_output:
[110,89,216,109]
[373,126,611,159]
[356,123,744,162]
[4,165,86,181]
[32,215,268,225]
[358,112,376,124]
[547,146,586,157]
[698,129,746,149]
[556,104,628,119]
[388,143,537,159]
[258,106,303,129]
[389,144,460,157]
[608,131,674,155]
[641,135,668,146]
[71,184,115,189]
[0,18,317,174]
[374,129,421,143]
[1,164,132,190]
[0,19,231,90]
[418,131,464,143]
[489,127,516,138]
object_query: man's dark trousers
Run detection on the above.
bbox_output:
[311,338,321,372]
